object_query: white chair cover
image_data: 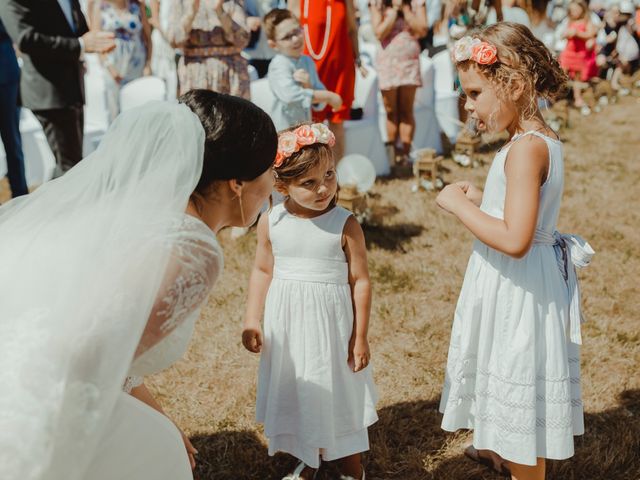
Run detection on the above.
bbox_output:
[344,69,388,176]
[431,50,461,143]
[119,77,168,113]
[0,109,56,187]
[249,78,275,115]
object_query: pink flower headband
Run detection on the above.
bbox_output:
[274,123,336,168]
[453,36,498,65]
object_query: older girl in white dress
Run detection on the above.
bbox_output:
[243,124,378,480]
[435,23,594,480]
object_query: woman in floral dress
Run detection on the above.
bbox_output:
[371,0,427,167]
[166,0,250,98]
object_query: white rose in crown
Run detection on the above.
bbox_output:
[278,131,299,155]
[453,36,481,62]
[311,123,335,146]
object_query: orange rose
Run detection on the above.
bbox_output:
[471,42,498,65]
[294,124,317,145]
[274,151,286,168]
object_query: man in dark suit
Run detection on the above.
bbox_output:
[0,0,115,177]
[0,18,28,197]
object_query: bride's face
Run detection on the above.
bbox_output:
[233,168,275,227]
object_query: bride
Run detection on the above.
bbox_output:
[0,90,277,480]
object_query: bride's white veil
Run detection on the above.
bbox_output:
[0,102,205,480]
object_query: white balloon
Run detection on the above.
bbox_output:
[337,154,376,193]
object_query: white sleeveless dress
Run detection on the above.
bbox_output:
[85,214,223,480]
[256,204,379,468]
[439,131,593,466]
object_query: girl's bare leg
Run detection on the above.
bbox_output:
[508,458,545,480]
[397,85,417,156]
[338,453,363,479]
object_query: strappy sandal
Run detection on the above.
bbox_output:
[464,446,511,477]
[282,462,318,480]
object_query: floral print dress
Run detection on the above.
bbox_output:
[374,0,424,91]
[167,0,250,98]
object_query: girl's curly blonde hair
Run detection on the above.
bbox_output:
[455,22,568,120]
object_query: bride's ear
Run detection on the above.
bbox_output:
[227,179,244,198]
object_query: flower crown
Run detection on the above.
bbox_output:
[453,36,498,65]
[274,123,336,168]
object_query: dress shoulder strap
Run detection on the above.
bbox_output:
[512,130,561,144]
[318,205,353,236]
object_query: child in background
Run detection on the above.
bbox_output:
[264,9,342,130]
[437,23,594,480]
[559,0,598,114]
[242,123,377,480]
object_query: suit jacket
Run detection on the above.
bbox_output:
[0,0,89,110]
[0,19,20,85]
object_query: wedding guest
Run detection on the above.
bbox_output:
[0,18,28,197]
[0,0,115,178]
[166,0,251,99]
[289,0,366,162]
[244,0,281,78]
[264,8,342,130]
[149,0,178,100]
[90,0,152,122]
[370,0,427,169]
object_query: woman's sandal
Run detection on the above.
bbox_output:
[282,462,318,480]
[464,446,511,477]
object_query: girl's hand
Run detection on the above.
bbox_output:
[455,180,483,206]
[242,323,263,353]
[143,64,152,76]
[327,92,343,111]
[436,183,469,214]
[348,336,370,372]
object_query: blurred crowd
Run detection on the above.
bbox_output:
[1,0,639,198]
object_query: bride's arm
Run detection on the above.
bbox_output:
[135,228,223,358]
[129,382,198,469]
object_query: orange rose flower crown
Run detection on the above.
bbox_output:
[452,36,498,65]
[274,123,336,168]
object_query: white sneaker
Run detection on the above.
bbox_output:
[339,468,366,480]
[282,462,317,480]
[580,105,591,116]
[453,153,471,167]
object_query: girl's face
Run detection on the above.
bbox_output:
[280,155,338,213]
[459,65,517,134]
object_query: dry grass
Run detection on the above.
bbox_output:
[2,98,638,479]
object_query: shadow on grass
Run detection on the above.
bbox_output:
[190,390,640,479]
[430,389,640,480]
[363,222,424,253]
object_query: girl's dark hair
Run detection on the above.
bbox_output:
[179,89,277,194]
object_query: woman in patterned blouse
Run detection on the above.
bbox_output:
[167,0,251,99]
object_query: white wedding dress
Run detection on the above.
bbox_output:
[88,214,223,480]
[0,102,221,480]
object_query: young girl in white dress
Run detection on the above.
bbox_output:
[436,23,594,480]
[242,123,378,480]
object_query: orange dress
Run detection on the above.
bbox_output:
[300,0,355,123]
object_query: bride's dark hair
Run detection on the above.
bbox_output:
[179,89,277,193]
